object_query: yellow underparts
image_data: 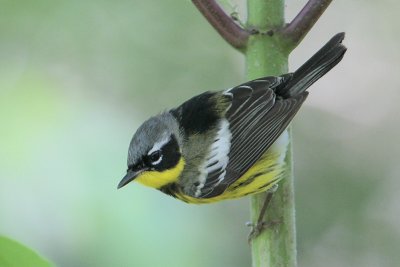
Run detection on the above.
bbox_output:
[135,158,185,189]
[176,150,285,204]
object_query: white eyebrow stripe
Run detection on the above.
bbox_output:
[148,136,170,155]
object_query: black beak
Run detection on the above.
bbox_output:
[117,170,141,189]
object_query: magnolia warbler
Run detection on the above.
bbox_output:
[118,33,346,204]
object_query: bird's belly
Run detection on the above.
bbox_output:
[177,131,289,204]
[222,149,286,199]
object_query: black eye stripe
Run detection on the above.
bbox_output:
[132,135,180,172]
[145,135,181,171]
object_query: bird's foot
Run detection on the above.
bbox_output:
[246,219,281,243]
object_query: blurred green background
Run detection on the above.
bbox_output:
[1,0,399,266]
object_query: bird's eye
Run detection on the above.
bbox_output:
[149,150,162,164]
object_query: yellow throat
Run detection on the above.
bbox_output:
[135,157,185,189]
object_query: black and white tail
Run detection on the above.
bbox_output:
[277,32,347,98]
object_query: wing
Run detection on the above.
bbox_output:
[197,76,308,198]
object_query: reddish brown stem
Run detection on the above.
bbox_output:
[192,0,249,50]
[282,0,333,47]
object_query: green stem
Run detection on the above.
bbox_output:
[246,0,296,267]
[191,0,334,265]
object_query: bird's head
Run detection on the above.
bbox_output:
[118,113,184,190]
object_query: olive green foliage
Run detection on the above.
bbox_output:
[0,236,53,267]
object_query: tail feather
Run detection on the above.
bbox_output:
[277,32,347,98]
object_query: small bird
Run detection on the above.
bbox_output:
[118,33,346,204]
